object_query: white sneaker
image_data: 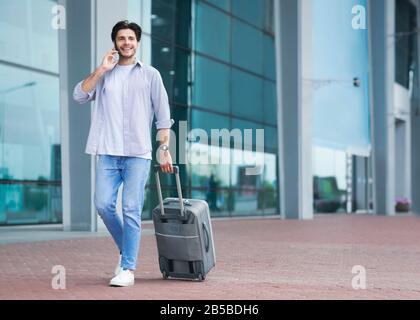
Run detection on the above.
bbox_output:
[114,255,122,276]
[109,269,135,287]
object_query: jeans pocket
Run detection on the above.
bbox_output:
[98,155,116,169]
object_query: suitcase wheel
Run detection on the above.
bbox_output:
[198,273,205,281]
[162,271,168,279]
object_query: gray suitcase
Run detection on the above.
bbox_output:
[152,165,216,281]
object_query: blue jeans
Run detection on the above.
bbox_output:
[94,155,151,270]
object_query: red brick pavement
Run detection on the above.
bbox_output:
[1,214,420,300]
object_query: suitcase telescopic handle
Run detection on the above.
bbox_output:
[154,165,184,216]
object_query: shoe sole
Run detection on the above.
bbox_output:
[109,281,134,287]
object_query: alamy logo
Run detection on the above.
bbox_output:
[155,121,265,176]
[51,5,66,30]
[351,265,367,290]
[352,5,366,30]
[51,265,66,290]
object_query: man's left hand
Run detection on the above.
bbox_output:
[158,149,173,173]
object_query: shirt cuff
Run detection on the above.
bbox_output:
[156,118,175,129]
[74,82,95,100]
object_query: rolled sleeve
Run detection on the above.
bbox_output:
[151,69,174,129]
[73,81,96,103]
[155,118,175,129]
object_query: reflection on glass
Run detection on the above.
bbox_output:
[190,145,230,187]
[151,0,177,42]
[148,0,191,47]
[260,153,277,214]
[0,184,61,225]
[232,189,263,215]
[312,146,346,213]
[0,0,59,73]
[0,65,60,180]
[151,37,191,104]
[191,189,230,217]
[151,37,175,101]
[231,148,264,187]
[231,118,264,149]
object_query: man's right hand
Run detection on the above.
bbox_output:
[101,48,119,72]
[81,48,118,93]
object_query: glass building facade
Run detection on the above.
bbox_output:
[0,0,61,225]
[2,0,414,226]
[0,0,278,225]
[133,0,279,219]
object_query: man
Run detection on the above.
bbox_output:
[73,20,174,287]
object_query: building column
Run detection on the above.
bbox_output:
[274,0,313,220]
[369,0,396,215]
[59,0,95,230]
[412,0,420,215]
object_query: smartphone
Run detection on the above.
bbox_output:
[113,43,119,62]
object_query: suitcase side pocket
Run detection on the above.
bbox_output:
[155,222,202,261]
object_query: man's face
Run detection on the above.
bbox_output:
[115,28,138,58]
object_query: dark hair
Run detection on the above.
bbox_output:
[111,20,142,42]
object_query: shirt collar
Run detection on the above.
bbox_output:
[136,59,143,67]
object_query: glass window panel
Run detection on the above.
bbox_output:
[312,146,347,213]
[0,65,60,181]
[264,126,277,151]
[262,152,277,186]
[191,109,230,137]
[231,0,264,28]
[189,111,231,170]
[191,189,231,217]
[263,81,277,126]
[230,147,265,188]
[151,37,175,102]
[151,37,191,105]
[232,19,263,74]
[260,152,278,214]
[192,55,230,113]
[0,0,58,73]
[264,35,276,81]
[173,48,191,105]
[190,152,230,188]
[258,188,278,215]
[395,0,417,89]
[205,0,230,12]
[231,69,264,121]
[232,189,264,216]
[195,1,230,62]
[151,0,177,42]
[0,183,62,225]
[231,118,264,150]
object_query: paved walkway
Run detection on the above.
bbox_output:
[1,214,420,300]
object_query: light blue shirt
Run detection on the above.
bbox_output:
[73,60,174,159]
